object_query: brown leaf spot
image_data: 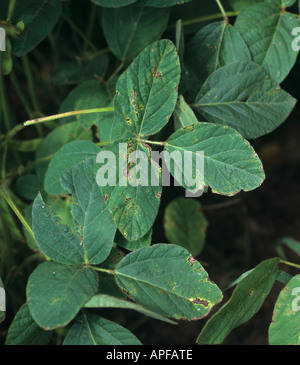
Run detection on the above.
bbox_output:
[191,298,209,307]
[188,256,196,266]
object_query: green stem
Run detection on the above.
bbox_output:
[7,0,17,22]
[10,71,35,119]
[83,3,97,53]
[90,266,115,275]
[62,13,98,52]
[1,144,7,180]
[140,139,166,146]
[22,54,41,113]
[215,0,228,23]
[0,188,35,240]
[3,107,114,141]
[279,260,300,270]
[107,60,125,84]
[0,54,11,131]
[168,11,239,29]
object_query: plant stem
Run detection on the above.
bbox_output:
[3,107,114,141]
[168,11,239,29]
[0,188,35,240]
[1,145,7,180]
[22,54,41,113]
[10,71,35,119]
[279,260,300,270]
[202,199,241,211]
[107,60,125,84]
[62,13,98,52]
[215,0,228,23]
[7,0,17,22]
[90,266,115,275]
[0,54,11,131]
[140,139,166,146]
[83,3,97,53]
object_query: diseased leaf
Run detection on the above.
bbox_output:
[114,39,180,137]
[12,0,62,56]
[197,258,280,344]
[269,274,300,345]
[44,140,100,195]
[27,261,99,330]
[185,21,251,89]
[102,5,170,60]
[194,61,296,139]
[63,313,141,345]
[95,140,162,241]
[60,158,116,265]
[234,2,299,83]
[84,294,176,324]
[5,303,52,345]
[115,244,223,320]
[164,197,208,257]
[164,122,265,196]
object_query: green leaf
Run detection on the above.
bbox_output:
[52,53,109,85]
[115,229,152,251]
[8,138,43,152]
[84,294,176,324]
[27,261,99,330]
[63,313,141,345]
[194,61,296,139]
[164,197,208,257]
[164,122,265,196]
[95,140,162,241]
[12,0,62,57]
[35,121,93,182]
[174,95,198,130]
[0,277,5,323]
[14,174,45,201]
[60,158,116,265]
[115,244,223,320]
[185,22,251,89]
[197,258,280,344]
[74,81,112,130]
[229,0,258,11]
[140,0,193,7]
[32,193,85,264]
[44,140,100,195]
[5,303,52,345]
[276,237,300,260]
[234,2,299,83]
[102,5,170,60]
[114,39,181,137]
[269,274,300,345]
[91,0,137,7]
[57,80,111,125]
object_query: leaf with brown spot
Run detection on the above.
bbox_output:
[115,244,223,320]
